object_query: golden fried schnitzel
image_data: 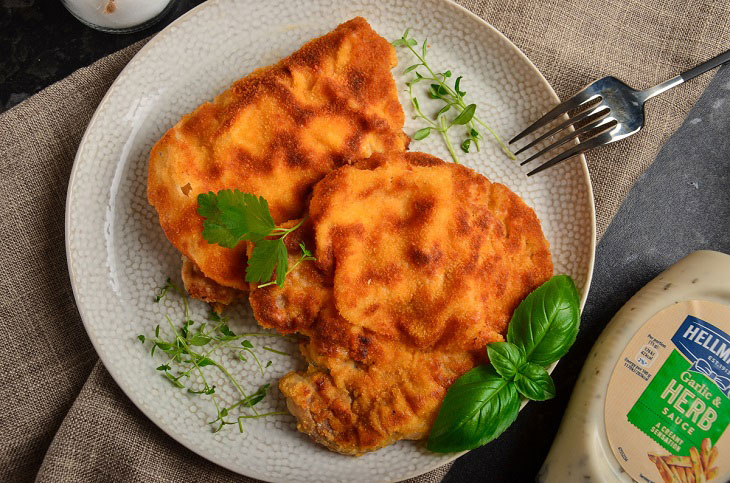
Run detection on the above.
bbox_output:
[249,152,553,454]
[147,17,408,297]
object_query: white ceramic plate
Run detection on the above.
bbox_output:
[65,0,596,481]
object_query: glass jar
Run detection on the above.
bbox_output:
[60,0,175,34]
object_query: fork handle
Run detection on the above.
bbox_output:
[681,47,730,82]
[641,47,730,101]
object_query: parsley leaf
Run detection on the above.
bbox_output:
[196,191,222,220]
[197,190,314,287]
[198,190,275,247]
[237,193,276,241]
[246,239,282,285]
[198,192,236,248]
[201,220,240,249]
[275,241,289,286]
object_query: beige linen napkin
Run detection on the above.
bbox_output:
[0,1,728,481]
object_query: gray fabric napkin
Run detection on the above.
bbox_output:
[0,1,728,481]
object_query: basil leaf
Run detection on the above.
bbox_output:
[514,362,555,401]
[486,341,525,380]
[427,365,520,452]
[507,275,580,366]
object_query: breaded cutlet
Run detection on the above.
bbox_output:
[147,17,408,301]
[248,151,553,454]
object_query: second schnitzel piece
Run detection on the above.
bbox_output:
[249,152,553,454]
[147,17,408,298]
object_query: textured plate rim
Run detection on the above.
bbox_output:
[64,0,596,480]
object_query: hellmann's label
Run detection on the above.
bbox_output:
[605,300,730,483]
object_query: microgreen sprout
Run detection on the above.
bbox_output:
[392,29,515,163]
[138,279,294,432]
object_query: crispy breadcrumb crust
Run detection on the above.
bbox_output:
[148,17,408,292]
[249,152,553,455]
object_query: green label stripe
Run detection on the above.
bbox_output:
[627,350,729,454]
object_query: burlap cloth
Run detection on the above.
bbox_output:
[1,1,728,481]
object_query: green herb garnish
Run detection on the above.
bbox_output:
[427,275,580,452]
[154,277,173,302]
[197,190,315,287]
[139,279,292,432]
[392,29,515,163]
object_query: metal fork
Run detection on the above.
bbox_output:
[511,48,730,176]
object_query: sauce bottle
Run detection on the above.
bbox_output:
[540,250,730,483]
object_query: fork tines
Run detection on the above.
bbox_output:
[511,85,614,176]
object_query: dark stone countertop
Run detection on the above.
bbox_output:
[0,0,204,113]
